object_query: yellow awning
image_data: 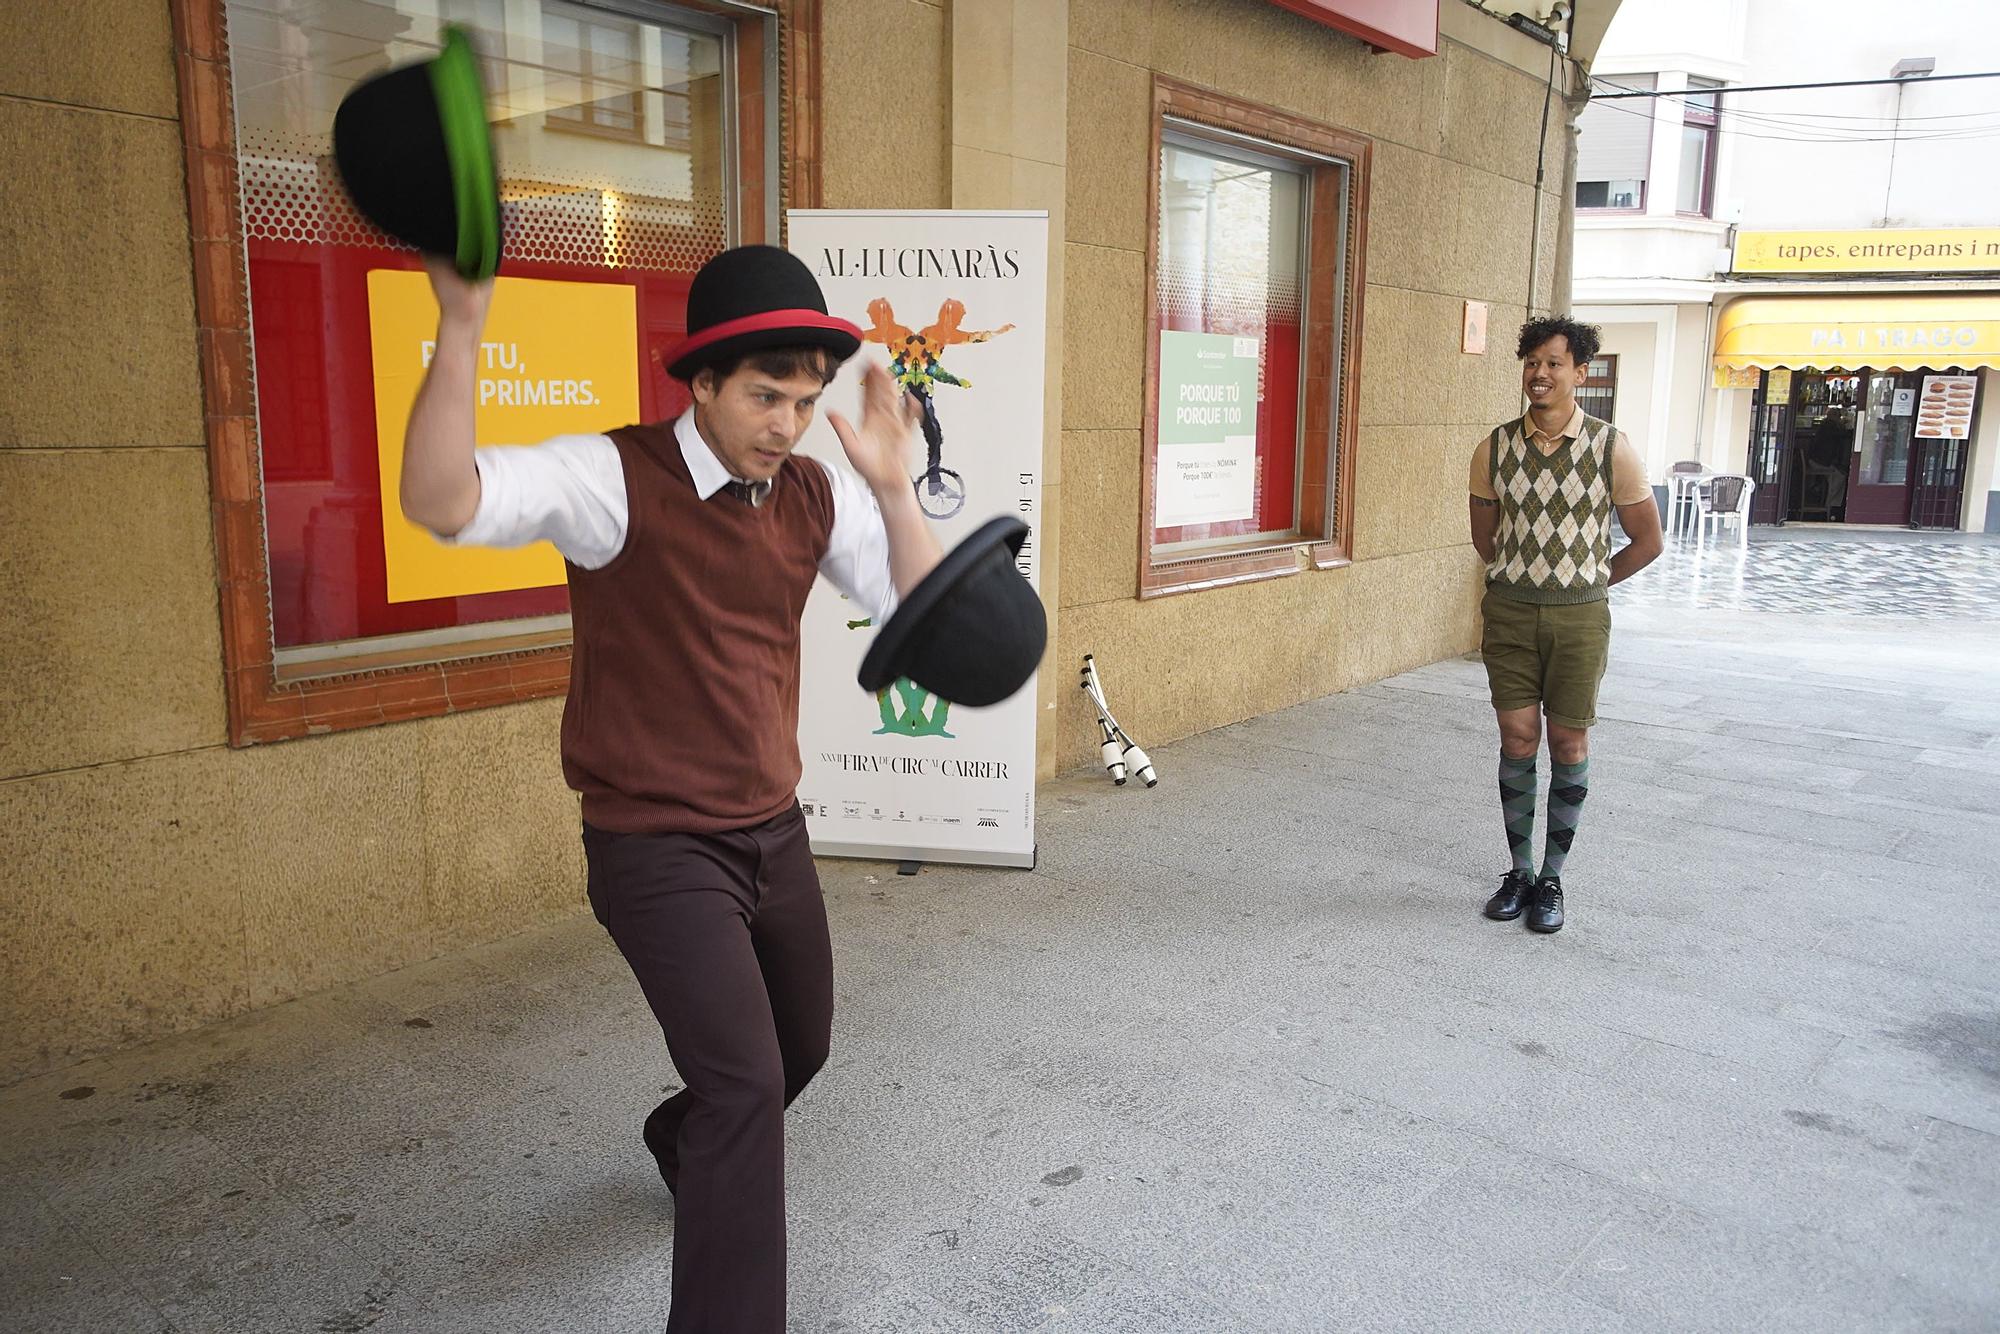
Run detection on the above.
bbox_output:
[1713,294,2000,373]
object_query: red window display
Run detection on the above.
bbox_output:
[175,0,800,744]
[1153,134,1308,552]
[227,0,739,668]
[1141,83,1368,599]
[248,247,698,651]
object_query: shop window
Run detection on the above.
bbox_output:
[1576,355,1618,423]
[1576,73,1654,212]
[174,0,807,744]
[1677,78,1722,217]
[1142,81,1367,597]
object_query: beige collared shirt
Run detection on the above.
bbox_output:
[1469,404,1651,506]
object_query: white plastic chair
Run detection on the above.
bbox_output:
[1664,460,1707,539]
[1694,473,1755,551]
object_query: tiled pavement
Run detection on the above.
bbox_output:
[4,539,1999,1333]
[1616,530,2000,620]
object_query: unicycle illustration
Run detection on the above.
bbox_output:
[907,382,965,519]
[861,297,1014,521]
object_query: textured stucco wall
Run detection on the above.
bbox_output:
[819,0,952,212]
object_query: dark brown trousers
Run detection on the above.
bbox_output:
[583,803,833,1334]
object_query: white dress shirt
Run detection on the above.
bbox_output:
[443,411,900,622]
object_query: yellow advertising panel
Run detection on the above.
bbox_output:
[1732,228,2000,275]
[368,270,640,603]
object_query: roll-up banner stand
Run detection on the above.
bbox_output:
[787,210,1049,869]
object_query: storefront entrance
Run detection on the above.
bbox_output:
[1744,367,1979,528]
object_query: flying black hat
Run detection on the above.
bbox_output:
[663,245,863,381]
[332,26,501,280]
[859,518,1047,708]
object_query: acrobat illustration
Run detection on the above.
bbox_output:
[846,614,953,737]
[861,298,1014,520]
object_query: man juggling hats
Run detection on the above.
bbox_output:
[335,32,1047,1334]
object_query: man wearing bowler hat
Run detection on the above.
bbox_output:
[398,243,945,1332]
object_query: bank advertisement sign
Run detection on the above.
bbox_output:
[787,210,1049,868]
[367,270,639,602]
[1156,331,1261,529]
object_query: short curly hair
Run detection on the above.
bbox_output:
[1516,316,1601,367]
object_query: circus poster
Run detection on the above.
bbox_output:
[787,210,1049,869]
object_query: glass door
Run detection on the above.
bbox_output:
[1787,371,1861,521]
[1747,370,1790,524]
[1848,372,1915,525]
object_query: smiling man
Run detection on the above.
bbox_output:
[1468,317,1662,934]
[399,244,942,1333]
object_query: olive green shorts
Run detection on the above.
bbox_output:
[1480,588,1611,729]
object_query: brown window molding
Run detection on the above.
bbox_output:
[1140,78,1368,600]
[169,0,820,746]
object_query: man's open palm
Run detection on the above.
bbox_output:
[827,361,922,496]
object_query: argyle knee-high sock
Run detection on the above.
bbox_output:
[1541,758,1590,880]
[1499,754,1538,875]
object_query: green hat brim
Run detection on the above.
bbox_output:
[428,28,500,281]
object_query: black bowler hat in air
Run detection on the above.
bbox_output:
[859,517,1047,708]
[663,245,863,381]
[332,26,501,280]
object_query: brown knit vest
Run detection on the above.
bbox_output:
[561,421,835,834]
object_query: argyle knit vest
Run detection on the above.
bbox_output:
[1486,413,1616,605]
[560,422,835,834]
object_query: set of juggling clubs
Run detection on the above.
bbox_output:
[1079,655,1157,788]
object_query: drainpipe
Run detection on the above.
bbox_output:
[1524,38,1557,316]
[1553,103,1581,313]
[1693,292,1718,467]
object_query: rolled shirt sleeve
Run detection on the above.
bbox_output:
[440,433,629,570]
[814,457,899,624]
[1469,436,1498,500]
[1609,430,1652,507]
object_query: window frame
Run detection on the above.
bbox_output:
[1576,354,1618,423]
[1676,77,1722,218]
[1574,178,1647,213]
[1574,73,1654,215]
[170,0,816,746]
[1139,79,1368,599]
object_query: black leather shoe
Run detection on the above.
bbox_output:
[643,1100,680,1196]
[1484,870,1535,921]
[1527,876,1565,933]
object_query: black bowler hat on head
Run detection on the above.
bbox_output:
[859,518,1048,708]
[332,26,501,280]
[664,246,863,381]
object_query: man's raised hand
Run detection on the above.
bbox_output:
[425,254,495,333]
[827,361,923,497]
